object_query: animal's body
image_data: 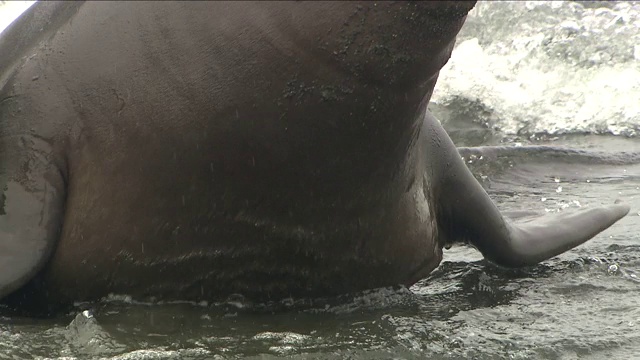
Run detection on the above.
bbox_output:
[0,1,629,311]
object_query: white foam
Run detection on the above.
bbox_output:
[433,1,640,137]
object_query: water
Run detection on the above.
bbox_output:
[1,1,640,359]
[433,0,640,138]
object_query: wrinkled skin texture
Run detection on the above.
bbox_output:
[0,1,629,312]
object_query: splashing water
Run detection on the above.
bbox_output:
[433,1,640,138]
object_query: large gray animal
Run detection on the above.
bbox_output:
[0,1,629,311]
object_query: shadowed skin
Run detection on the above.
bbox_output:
[0,1,630,312]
